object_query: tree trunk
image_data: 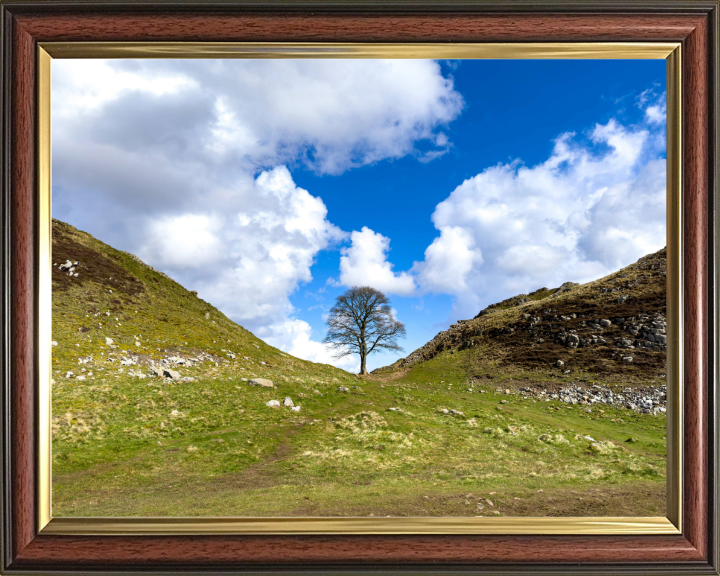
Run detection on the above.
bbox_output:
[360,353,367,374]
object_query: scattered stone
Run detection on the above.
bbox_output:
[599,319,612,327]
[51,340,58,347]
[266,400,281,408]
[105,337,114,345]
[291,406,301,412]
[555,360,564,367]
[170,410,184,418]
[249,378,274,388]
[283,397,294,407]
[163,369,181,380]
[338,386,349,392]
[622,356,634,362]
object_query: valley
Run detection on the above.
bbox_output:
[51,219,667,517]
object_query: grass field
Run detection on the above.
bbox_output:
[51,219,666,517]
[53,346,666,517]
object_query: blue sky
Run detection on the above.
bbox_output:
[52,58,667,372]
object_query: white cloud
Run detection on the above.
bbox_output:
[339,227,416,296]
[414,226,482,293]
[264,319,359,372]
[182,167,344,326]
[416,104,667,318]
[53,58,463,176]
[140,214,224,269]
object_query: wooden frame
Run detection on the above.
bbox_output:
[1,1,718,573]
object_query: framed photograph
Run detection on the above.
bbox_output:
[1,1,717,574]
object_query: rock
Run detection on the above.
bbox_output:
[388,407,401,412]
[338,386,349,392]
[76,375,86,381]
[449,409,464,416]
[622,356,634,362]
[51,340,58,347]
[170,410,184,418]
[249,378,274,388]
[163,369,181,379]
[625,437,639,443]
[204,312,210,319]
[555,360,564,367]
[599,319,612,327]
[552,282,579,298]
[180,377,195,382]
[283,397,294,407]
[105,337,114,345]
[291,406,301,412]
[149,366,164,377]
[266,400,281,408]
[566,334,580,348]
[439,408,449,414]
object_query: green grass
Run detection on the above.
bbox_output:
[53,348,666,517]
[51,220,667,518]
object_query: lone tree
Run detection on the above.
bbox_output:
[323,286,406,375]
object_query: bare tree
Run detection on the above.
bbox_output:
[323,286,406,375]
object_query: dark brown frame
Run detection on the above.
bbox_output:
[1,1,718,573]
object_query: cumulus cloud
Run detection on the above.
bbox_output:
[414,226,482,293]
[339,227,416,296]
[53,58,463,177]
[51,59,463,370]
[263,319,359,373]
[150,166,344,329]
[416,104,667,320]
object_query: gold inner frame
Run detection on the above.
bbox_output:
[36,42,683,535]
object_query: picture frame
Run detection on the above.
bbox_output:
[1,0,717,573]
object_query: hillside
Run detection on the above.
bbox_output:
[52,222,667,518]
[378,248,666,384]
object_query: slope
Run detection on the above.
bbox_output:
[379,248,667,386]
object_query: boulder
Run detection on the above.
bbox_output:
[566,334,580,348]
[249,378,274,388]
[599,319,612,327]
[163,369,181,379]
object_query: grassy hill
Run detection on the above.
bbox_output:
[52,220,667,518]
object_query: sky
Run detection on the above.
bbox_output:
[51,58,667,372]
